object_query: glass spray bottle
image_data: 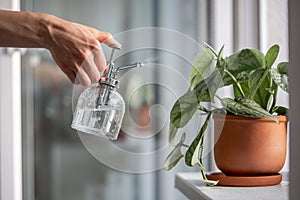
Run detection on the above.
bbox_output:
[71,47,143,140]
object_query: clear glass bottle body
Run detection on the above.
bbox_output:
[72,83,125,140]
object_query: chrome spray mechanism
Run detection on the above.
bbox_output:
[71,47,143,140]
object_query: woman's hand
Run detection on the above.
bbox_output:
[0,10,121,86]
[44,15,121,86]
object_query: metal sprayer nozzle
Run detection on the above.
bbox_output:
[115,62,144,72]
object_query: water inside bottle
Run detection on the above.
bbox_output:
[72,106,124,140]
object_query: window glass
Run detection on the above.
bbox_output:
[21,1,206,200]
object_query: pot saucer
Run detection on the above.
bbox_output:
[206,172,282,186]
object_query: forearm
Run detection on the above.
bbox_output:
[0,9,121,86]
[0,10,51,48]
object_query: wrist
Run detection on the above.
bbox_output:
[36,13,58,50]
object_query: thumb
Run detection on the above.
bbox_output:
[97,31,121,49]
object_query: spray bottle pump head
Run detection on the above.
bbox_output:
[102,47,144,88]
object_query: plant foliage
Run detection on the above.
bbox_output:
[163,44,289,186]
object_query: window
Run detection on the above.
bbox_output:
[1,0,295,199]
[20,1,209,200]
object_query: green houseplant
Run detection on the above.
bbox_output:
[163,44,288,186]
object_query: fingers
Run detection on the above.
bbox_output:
[64,61,92,87]
[76,66,91,87]
[80,25,121,48]
[85,52,103,78]
[74,31,119,86]
[82,34,120,86]
[73,47,105,86]
[64,66,93,86]
[73,28,121,86]
[56,24,121,86]
[64,70,77,84]
[93,44,106,72]
[79,46,106,85]
[97,31,121,49]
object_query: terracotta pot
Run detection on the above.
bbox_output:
[213,114,287,176]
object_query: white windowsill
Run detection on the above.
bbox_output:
[175,172,289,200]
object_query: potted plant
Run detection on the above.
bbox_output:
[163,44,288,186]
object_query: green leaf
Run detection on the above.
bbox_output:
[249,69,273,100]
[265,44,280,68]
[170,67,223,129]
[224,69,245,97]
[247,69,274,108]
[194,69,224,102]
[190,48,215,89]
[169,123,179,146]
[204,180,219,186]
[204,42,218,57]
[271,106,288,116]
[248,68,266,97]
[163,133,186,170]
[257,75,274,110]
[220,98,279,123]
[170,90,198,128]
[233,81,250,98]
[270,62,289,92]
[185,114,211,166]
[217,45,225,60]
[278,62,288,74]
[224,48,265,84]
[234,77,273,110]
[249,45,280,100]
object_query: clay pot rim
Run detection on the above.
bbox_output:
[213,113,287,122]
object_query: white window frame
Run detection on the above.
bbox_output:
[0,0,22,200]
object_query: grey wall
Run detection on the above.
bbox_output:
[289,0,300,199]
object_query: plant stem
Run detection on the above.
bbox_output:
[224,69,245,97]
[215,95,221,101]
[270,84,278,113]
[198,103,210,113]
[198,161,207,180]
[182,144,189,148]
